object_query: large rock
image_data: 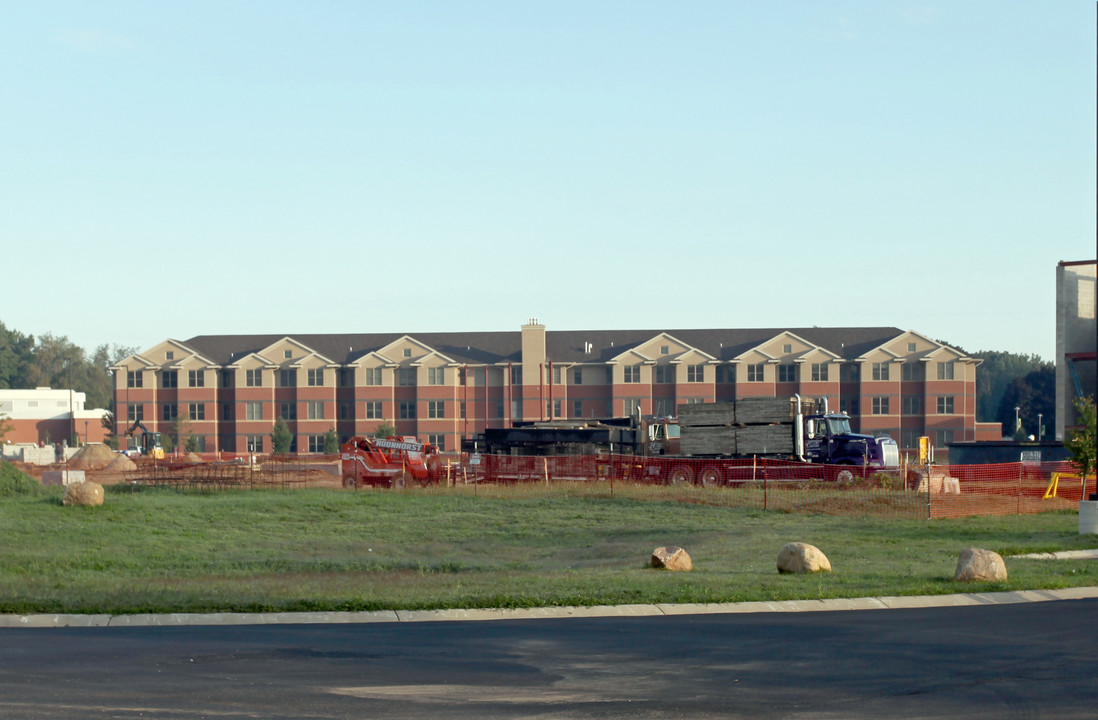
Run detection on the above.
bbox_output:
[63,481,104,507]
[651,546,693,571]
[777,542,832,574]
[954,548,1007,582]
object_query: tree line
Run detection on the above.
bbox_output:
[0,320,1058,441]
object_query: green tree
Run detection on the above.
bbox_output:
[0,413,13,443]
[323,427,340,454]
[100,411,119,450]
[1065,397,1097,499]
[271,416,292,454]
[374,423,395,439]
[973,351,1053,432]
[998,366,1055,440]
[0,321,35,389]
[185,433,201,453]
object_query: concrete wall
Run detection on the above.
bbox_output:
[1055,261,1097,439]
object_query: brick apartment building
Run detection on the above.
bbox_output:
[111,321,1001,455]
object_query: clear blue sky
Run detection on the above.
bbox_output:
[3,1,1094,361]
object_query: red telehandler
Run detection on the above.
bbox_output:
[340,435,442,489]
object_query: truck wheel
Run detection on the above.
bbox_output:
[342,475,358,490]
[390,472,408,490]
[698,466,723,486]
[834,468,855,485]
[668,466,695,485]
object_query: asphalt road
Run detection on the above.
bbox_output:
[1,599,1096,719]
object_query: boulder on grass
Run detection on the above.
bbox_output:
[777,542,832,574]
[651,546,693,571]
[954,548,1007,582]
[63,481,104,507]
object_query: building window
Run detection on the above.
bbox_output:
[872,362,890,381]
[783,343,792,354]
[246,435,263,452]
[654,365,673,383]
[573,400,583,418]
[165,351,174,361]
[428,433,445,450]
[935,429,954,446]
[189,403,205,421]
[428,400,445,419]
[573,367,583,385]
[902,396,921,415]
[902,363,923,382]
[688,364,705,383]
[365,401,382,419]
[908,342,917,352]
[511,399,523,418]
[127,371,143,388]
[495,401,505,418]
[937,396,955,414]
[660,345,669,355]
[747,363,765,382]
[777,365,797,383]
[510,366,522,385]
[280,402,297,420]
[127,404,143,423]
[339,402,350,420]
[871,397,889,415]
[162,370,178,388]
[459,401,466,419]
[279,369,295,387]
[284,350,292,359]
[398,368,416,386]
[624,365,641,383]
[403,348,412,358]
[811,363,828,382]
[222,404,231,421]
[844,364,861,382]
[188,370,204,388]
[246,369,262,387]
[307,401,323,420]
[937,362,955,380]
[840,398,860,416]
[307,435,325,453]
[245,402,262,421]
[553,366,563,384]
[426,367,444,385]
[364,367,382,386]
[162,404,178,421]
[624,398,641,416]
[901,429,920,449]
[307,368,324,387]
[399,401,416,419]
[338,369,353,387]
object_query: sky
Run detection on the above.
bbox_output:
[2,1,1094,362]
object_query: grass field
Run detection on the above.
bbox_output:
[2,463,1096,615]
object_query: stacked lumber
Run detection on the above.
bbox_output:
[678,397,810,456]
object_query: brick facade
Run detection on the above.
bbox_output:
[112,323,1001,454]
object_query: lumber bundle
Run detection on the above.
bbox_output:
[679,425,737,455]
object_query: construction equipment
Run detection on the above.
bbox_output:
[124,421,164,460]
[468,396,899,485]
[340,435,442,489]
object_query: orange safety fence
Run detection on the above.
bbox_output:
[454,455,1094,520]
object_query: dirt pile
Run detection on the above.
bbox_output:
[103,454,138,472]
[67,444,119,471]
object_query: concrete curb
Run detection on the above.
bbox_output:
[3,587,1097,629]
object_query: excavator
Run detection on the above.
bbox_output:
[125,421,165,460]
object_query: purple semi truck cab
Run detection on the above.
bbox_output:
[802,413,900,468]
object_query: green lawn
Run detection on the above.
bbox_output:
[1,464,1096,615]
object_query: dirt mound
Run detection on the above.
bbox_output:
[104,454,138,472]
[68,443,119,471]
[184,452,203,463]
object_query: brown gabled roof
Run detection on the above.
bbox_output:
[178,326,906,367]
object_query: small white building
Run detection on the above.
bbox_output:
[0,387,110,449]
